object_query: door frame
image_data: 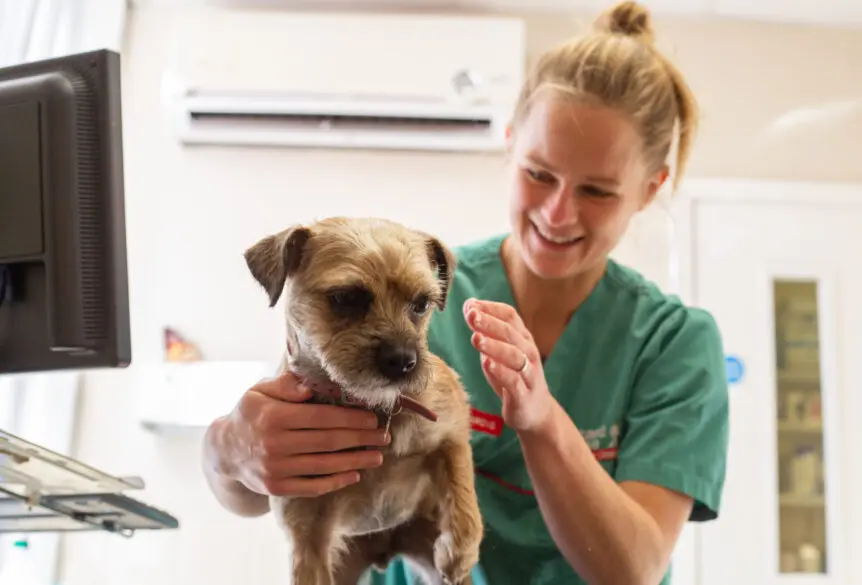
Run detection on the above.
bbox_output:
[668,177,862,584]
[668,177,862,301]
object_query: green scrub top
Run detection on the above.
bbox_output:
[362,234,729,585]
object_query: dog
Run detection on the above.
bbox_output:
[243,217,483,585]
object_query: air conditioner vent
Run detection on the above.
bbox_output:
[189,111,493,135]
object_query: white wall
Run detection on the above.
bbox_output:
[55,5,674,585]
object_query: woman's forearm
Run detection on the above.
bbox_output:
[202,416,271,517]
[517,400,667,585]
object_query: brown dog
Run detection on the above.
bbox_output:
[244,217,483,585]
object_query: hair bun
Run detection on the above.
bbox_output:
[594,1,655,45]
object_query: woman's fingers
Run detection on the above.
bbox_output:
[267,449,384,479]
[471,332,529,374]
[481,353,527,405]
[464,298,518,322]
[464,299,536,350]
[267,428,390,456]
[280,403,381,431]
[263,471,362,498]
[466,307,520,343]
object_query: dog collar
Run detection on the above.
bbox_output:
[284,343,438,425]
[302,377,438,423]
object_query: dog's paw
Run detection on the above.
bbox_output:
[433,532,477,585]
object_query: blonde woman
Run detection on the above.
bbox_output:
[202,2,729,584]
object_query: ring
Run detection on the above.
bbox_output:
[518,353,529,375]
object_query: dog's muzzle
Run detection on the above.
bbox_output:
[374,340,418,382]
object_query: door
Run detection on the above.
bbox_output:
[686,187,862,585]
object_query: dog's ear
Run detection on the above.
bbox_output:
[244,226,312,307]
[424,236,457,311]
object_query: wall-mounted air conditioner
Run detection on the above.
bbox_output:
[162,9,526,153]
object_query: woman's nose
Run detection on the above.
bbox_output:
[540,188,578,226]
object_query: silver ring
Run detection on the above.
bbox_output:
[518,354,529,375]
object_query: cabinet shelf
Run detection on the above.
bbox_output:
[778,420,823,434]
[778,372,821,387]
[779,493,826,508]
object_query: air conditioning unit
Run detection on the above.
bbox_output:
[162,9,526,153]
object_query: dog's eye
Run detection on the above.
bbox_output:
[411,295,431,315]
[327,286,373,318]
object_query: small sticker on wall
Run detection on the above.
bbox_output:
[725,355,745,385]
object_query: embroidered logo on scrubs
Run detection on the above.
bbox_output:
[581,423,621,461]
[470,408,503,437]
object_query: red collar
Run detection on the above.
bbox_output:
[285,343,438,423]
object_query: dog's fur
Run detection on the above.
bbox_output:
[244,217,483,585]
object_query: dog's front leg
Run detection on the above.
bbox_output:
[273,497,339,585]
[432,441,483,585]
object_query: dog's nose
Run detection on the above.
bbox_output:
[375,341,418,381]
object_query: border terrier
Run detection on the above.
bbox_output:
[244,217,483,585]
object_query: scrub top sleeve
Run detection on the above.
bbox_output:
[614,307,730,521]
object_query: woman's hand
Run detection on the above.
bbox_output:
[205,373,390,501]
[463,298,556,432]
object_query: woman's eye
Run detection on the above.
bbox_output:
[581,185,614,198]
[525,168,554,184]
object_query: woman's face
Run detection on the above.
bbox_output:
[507,95,666,281]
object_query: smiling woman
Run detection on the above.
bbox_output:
[200,1,729,584]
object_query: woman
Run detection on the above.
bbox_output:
[201,2,729,584]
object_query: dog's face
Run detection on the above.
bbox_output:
[244,217,456,408]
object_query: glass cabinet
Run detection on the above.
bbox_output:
[773,280,827,575]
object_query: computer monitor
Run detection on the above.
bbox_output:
[0,49,131,375]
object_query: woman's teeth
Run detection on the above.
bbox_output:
[534,223,582,244]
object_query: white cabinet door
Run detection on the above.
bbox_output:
[686,184,862,585]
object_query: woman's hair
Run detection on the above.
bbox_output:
[511,1,698,191]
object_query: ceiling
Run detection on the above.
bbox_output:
[134,0,862,27]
